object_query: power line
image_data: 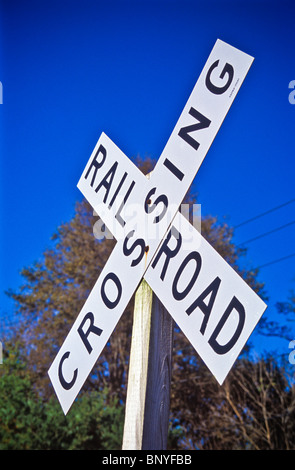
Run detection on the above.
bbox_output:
[238,219,295,246]
[257,252,295,269]
[234,198,295,229]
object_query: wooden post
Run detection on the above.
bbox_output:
[122,280,174,450]
[141,294,174,450]
[122,279,153,450]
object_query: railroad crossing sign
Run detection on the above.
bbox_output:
[48,39,267,415]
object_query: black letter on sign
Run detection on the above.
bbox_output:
[101,272,122,309]
[208,296,245,355]
[151,226,182,281]
[144,187,168,224]
[58,351,78,390]
[172,251,202,301]
[77,312,103,354]
[178,107,211,151]
[205,60,234,95]
[108,172,128,209]
[85,144,107,187]
[186,276,221,335]
[115,180,136,227]
[95,161,118,203]
[123,230,146,267]
[163,158,184,181]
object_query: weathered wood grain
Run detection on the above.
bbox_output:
[142,294,174,450]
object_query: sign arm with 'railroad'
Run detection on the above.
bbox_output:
[48,39,266,416]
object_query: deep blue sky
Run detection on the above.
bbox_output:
[1,0,295,358]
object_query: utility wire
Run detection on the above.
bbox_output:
[257,252,295,269]
[234,197,295,269]
[234,198,295,229]
[238,219,295,246]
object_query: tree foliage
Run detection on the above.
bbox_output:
[2,157,294,449]
[170,338,295,449]
[0,345,124,450]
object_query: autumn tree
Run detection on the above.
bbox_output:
[5,156,287,450]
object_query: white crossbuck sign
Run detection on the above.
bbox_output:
[48,39,267,414]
